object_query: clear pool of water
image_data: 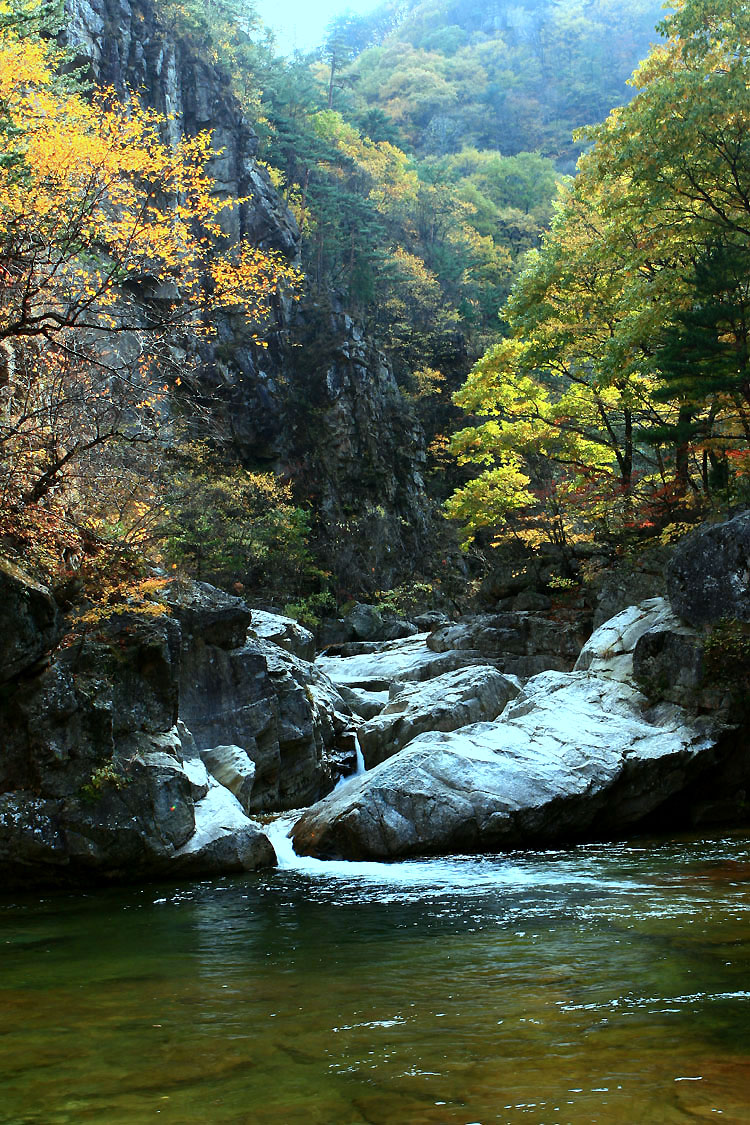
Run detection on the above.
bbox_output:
[2,825,750,1124]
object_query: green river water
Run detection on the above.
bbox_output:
[2,824,750,1124]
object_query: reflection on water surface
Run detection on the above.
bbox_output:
[2,830,750,1124]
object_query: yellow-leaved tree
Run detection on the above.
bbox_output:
[0,1,298,581]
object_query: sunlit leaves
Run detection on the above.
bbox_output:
[0,5,298,583]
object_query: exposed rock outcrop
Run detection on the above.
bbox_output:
[291,667,722,860]
[162,582,359,811]
[0,579,356,887]
[249,610,315,662]
[426,610,591,678]
[62,0,438,593]
[291,598,739,860]
[667,511,750,626]
[317,633,499,692]
[0,608,275,887]
[0,559,63,682]
[358,665,521,768]
[574,597,680,681]
[65,0,299,256]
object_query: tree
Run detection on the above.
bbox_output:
[0,7,297,577]
[447,0,750,550]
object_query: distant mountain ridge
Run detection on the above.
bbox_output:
[332,0,666,164]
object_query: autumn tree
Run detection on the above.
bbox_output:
[0,5,297,580]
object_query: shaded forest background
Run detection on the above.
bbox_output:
[9,0,741,624]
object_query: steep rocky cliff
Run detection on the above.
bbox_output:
[63,0,437,592]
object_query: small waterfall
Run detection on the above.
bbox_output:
[333,733,367,791]
[354,733,366,775]
[264,813,312,871]
[262,811,612,892]
[263,813,391,878]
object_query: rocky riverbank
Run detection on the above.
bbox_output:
[290,513,750,859]
[2,512,750,886]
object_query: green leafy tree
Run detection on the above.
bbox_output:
[447,0,750,552]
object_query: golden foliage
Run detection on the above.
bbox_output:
[0,21,297,344]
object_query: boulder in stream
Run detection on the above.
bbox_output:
[292,600,734,860]
[358,665,521,768]
[291,669,721,860]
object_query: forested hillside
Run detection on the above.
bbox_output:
[447,0,750,566]
[326,0,663,163]
[0,0,673,621]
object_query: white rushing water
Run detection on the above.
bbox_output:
[354,735,366,775]
[262,811,657,903]
[332,735,366,794]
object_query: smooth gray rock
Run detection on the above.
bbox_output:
[426,611,590,677]
[358,665,521,767]
[574,598,681,682]
[346,603,417,642]
[249,610,315,662]
[338,683,390,720]
[291,670,721,860]
[0,558,62,682]
[317,633,508,691]
[200,744,257,812]
[667,512,750,626]
[172,782,276,875]
[412,611,449,630]
[179,627,357,811]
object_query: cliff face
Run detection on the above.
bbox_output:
[63,0,437,592]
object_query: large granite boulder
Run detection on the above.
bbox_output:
[248,609,315,662]
[169,580,358,810]
[345,603,417,642]
[200,744,257,812]
[0,558,63,682]
[292,596,748,861]
[358,665,521,768]
[667,512,750,626]
[172,781,276,876]
[291,670,722,860]
[317,633,509,692]
[577,597,742,716]
[164,578,251,649]
[0,610,276,887]
[426,610,591,678]
[574,598,680,682]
